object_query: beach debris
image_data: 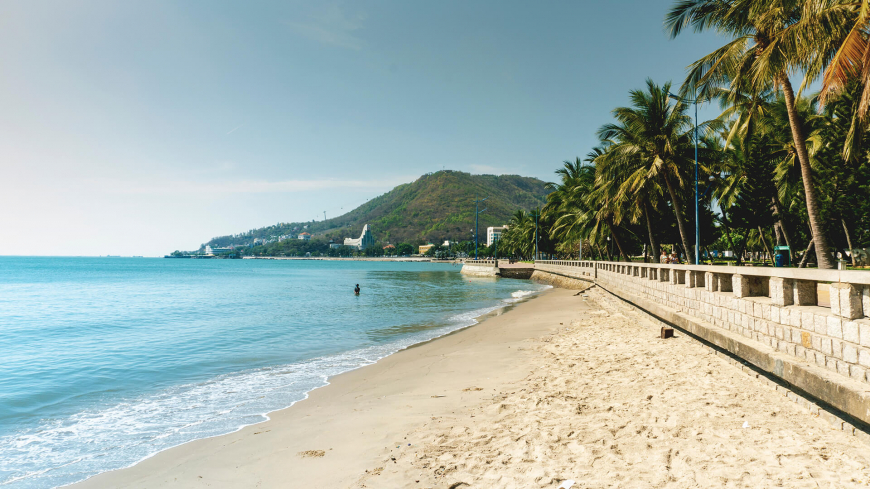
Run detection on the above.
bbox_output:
[297,450,326,458]
[660,327,674,339]
[558,480,576,489]
[462,386,483,392]
[431,395,446,398]
[742,421,750,429]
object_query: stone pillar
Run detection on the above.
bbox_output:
[670,269,679,285]
[830,283,863,320]
[793,280,817,306]
[770,277,794,306]
[685,270,698,288]
[732,275,750,298]
[705,271,718,292]
[640,267,647,278]
[863,286,870,316]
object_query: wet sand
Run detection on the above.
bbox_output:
[73,286,870,488]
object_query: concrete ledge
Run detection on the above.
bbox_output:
[460,264,499,277]
[530,270,593,290]
[595,281,870,426]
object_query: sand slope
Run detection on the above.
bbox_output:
[366,288,870,488]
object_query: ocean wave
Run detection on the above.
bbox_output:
[0,286,548,489]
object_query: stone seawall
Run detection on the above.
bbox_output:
[499,268,535,279]
[536,261,870,428]
[530,270,592,290]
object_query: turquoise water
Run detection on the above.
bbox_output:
[0,257,546,488]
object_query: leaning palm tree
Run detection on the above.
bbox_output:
[598,79,698,260]
[543,157,596,252]
[594,140,666,261]
[666,0,839,268]
[803,1,866,120]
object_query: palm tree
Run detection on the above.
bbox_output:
[714,87,800,256]
[598,79,698,260]
[543,158,596,256]
[593,142,664,261]
[501,210,536,259]
[666,0,838,268]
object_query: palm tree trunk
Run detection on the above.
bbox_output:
[842,218,856,267]
[643,201,661,262]
[770,196,794,260]
[758,226,773,265]
[798,239,814,268]
[662,173,695,263]
[719,208,736,251]
[610,225,629,262]
[778,74,835,269]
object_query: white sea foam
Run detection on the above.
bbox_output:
[0,286,548,489]
[510,289,544,299]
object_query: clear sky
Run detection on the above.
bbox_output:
[0,1,726,256]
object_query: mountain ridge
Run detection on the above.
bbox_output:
[205,170,550,248]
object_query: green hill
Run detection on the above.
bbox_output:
[205,170,550,248]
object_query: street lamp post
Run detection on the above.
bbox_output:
[531,209,541,261]
[668,90,700,265]
[473,197,487,260]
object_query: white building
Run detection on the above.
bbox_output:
[344,224,375,250]
[486,226,507,246]
[298,232,311,241]
[204,245,233,255]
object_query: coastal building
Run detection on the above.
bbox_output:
[343,224,375,251]
[383,244,396,253]
[298,232,311,241]
[204,246,234,255]
[487,226,507,246]
[418,244,434,254]
[329,243,342,249]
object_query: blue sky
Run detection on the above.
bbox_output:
[0,1,727,256]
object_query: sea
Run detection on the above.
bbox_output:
[0,257,548,488]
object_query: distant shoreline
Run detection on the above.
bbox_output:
[242,256,457,263]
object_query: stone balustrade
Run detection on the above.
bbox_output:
[535,259,870,423]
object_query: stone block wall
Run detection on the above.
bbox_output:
[536,261,870,387]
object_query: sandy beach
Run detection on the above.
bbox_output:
[73,286,870,488]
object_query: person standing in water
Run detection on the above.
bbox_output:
[354,284,360,295]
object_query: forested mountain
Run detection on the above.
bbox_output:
[205,171,550,248]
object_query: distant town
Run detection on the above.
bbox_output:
[167,224,508,259]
